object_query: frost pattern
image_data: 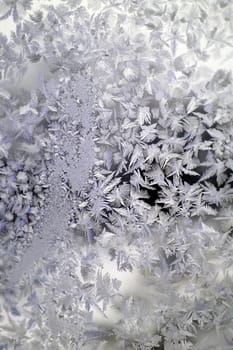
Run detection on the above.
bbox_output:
[1,0,233,349]
[1,73,98,347]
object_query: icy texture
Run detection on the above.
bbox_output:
[0,72,97,348]
[1,0,233,349]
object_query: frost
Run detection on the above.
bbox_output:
[1,0,233,349]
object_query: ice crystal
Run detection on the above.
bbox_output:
[1,0,233,349]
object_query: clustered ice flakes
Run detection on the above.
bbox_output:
[1,0,233,349]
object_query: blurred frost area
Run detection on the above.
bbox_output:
[0,0,52,91]
[1,1,233,350]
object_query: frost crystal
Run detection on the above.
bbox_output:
[1,0,233,349]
